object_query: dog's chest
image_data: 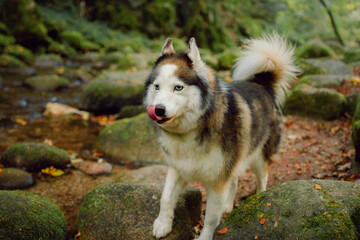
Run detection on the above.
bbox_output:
[159,133,224,184]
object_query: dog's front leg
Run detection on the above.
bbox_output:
[196,187,226,240]
[153,166,186,239]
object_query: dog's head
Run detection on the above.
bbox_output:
[144,38,211,133]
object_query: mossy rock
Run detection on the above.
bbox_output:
[296,40,336,58]
[296,59,327,76]
[0,168,35,190]
[24,74,70,91]
[346,93,360,116]
[34,54,64,70]
[95,113,162,165]
[1,142,70,172]
[0,33,15,48]
[352,95,360,165]
[344,48,360,64]
[0,0,49,49]
[4,45,33,64]
[116,105,145,119]
[297,74,344,88]
[0,54,27,68]
[75,183,201,240]
[62,30,100,51]
[102,51,136,70]
[79,70,149,115]
[304,59,353,78]
[283,84,346,120]
[47,40,77,57]
[0,190,67,240]
[214,180,360,240]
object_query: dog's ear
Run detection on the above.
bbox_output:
[161,38,176,55]
[187,37,207,79]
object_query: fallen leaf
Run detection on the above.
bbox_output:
[41,166,65,177]
[74,232,81,240]
[314,184,321,190]
[225,76,232,82]
[194,226,200,234]
[0,168,2,173]
[274,218,278,227]
[217,227,228,235]
[266,203,272,207]
[350,76,360,83]
[57,67,65,75]
[323,212,328,216]
[331,126,340,134]
[260,216,266,225]
[255,234,259,239]
[15,118,27,126]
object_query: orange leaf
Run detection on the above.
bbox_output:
[217,227,228,235]
[74,232,81,240]
[254,234,259,239]
[266,203,272,207]
[314,184,321,190]
[260,216,266,225]
[0,168,2,173]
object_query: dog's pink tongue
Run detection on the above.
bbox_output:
[148,105,163,121]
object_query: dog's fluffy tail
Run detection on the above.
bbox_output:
[232,34,299,106]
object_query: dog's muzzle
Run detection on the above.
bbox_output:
[148,104,170,124]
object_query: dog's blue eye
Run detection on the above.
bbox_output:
[155,84,160,90]
[174,85,183,91]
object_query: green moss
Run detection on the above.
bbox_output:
[0,190,67,239]
[0,34,15,48]
[225,193,270,228]
[283,84,346,120]
[0,54,27,67]
[47,39,77,57]
[24,74,70,91]
[296,59,327,76]
[296,41,336,58]
[0,0,49,48]
[4,44,33,63]
[2,142,70,172]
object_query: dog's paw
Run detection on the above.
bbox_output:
[153,217,172,239]
[223,203,234,213]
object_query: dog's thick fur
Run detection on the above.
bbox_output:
[144,35,298,240]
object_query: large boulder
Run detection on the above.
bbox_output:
[0,168,35,190]
[214,180,360,240]
[95,113,163,166]
[283,84,346,120]
[75,183,202,240]
[1,142,70,172]
[304,59,353,78]
[0,190,67,239]
[24,74,70,91]
[298,74,344,88]
[79,70,149,115]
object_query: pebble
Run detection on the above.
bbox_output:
[72,160,112,176]
[0,168,35,190]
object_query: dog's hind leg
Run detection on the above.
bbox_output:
[250,156,268,193]
[153,167,186,239]
[224,175,238,213]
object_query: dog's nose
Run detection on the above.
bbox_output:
[155,104,166,117]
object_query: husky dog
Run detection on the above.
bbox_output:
[144,35,298,240]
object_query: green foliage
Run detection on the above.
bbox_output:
[0,54,27,67]
[4,44,33,63]
[0,0,49,48]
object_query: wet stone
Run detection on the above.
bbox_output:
[72,160,112,176]
[0,168,35,190]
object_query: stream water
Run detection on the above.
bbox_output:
[0,63,103,155]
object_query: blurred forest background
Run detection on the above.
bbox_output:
[0,0,359,55]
